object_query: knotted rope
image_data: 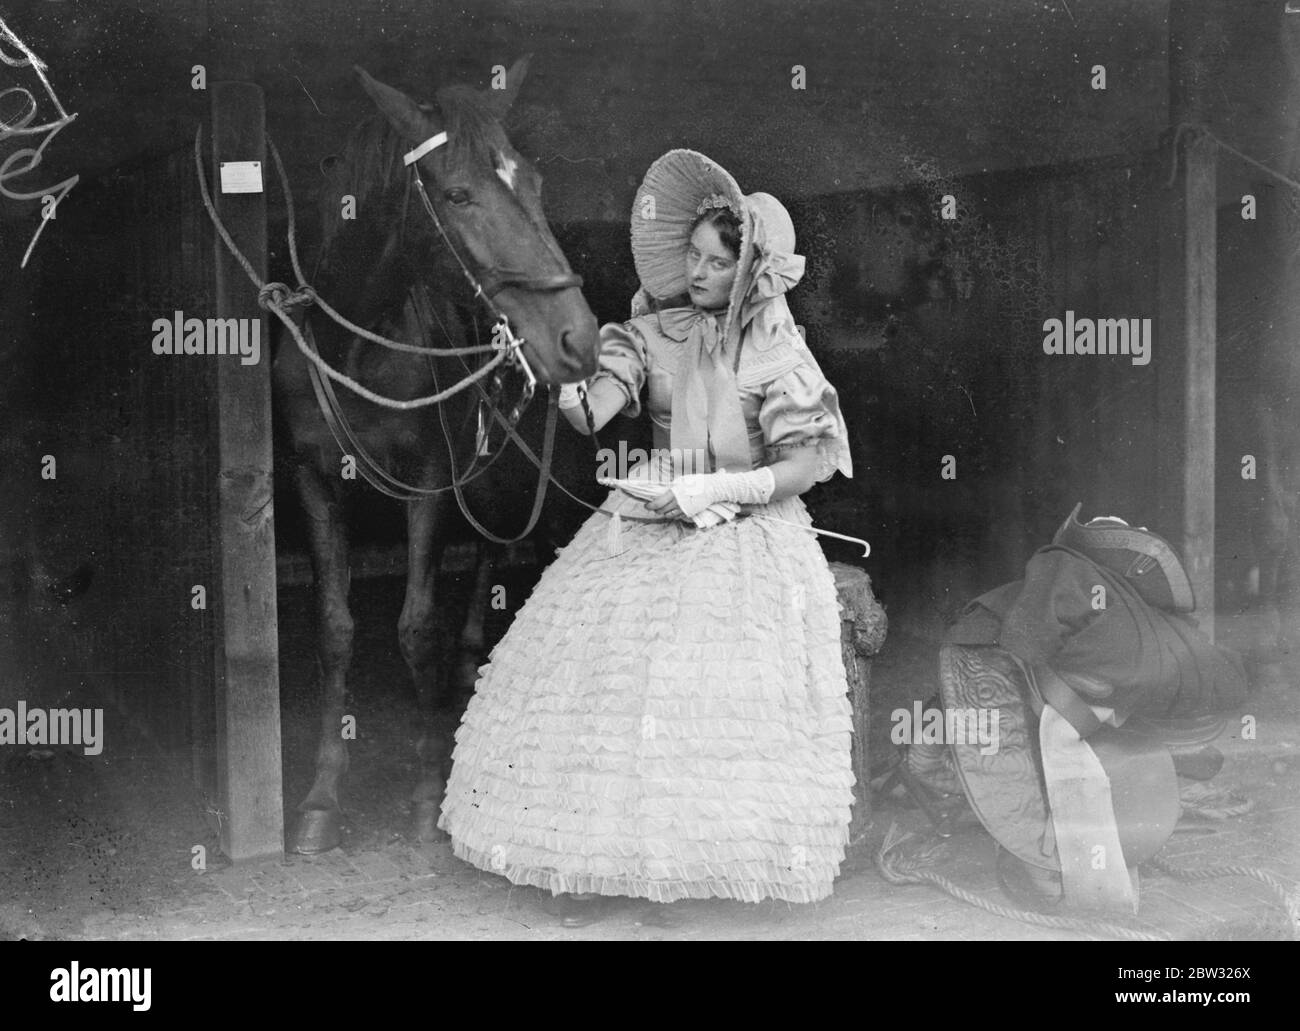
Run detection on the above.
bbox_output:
[195,125,507,412]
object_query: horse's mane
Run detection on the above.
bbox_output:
[317,83,513,260]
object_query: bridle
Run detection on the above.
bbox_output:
[403,130,584,410]
[199,124,872,555]
[303,128,586,542]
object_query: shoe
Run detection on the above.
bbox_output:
[556,892,606,928]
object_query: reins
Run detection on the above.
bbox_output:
[194,128,511,391]
[196,123,872,554]
[194,122,566,539]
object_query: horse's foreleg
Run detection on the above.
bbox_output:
[455,541,502,693]
[290,463,353,854]
[400,492,454,842]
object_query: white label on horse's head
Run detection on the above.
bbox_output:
[403,132,448,166]
[219,161,264,194]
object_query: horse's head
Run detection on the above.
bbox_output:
[355,60,599,384]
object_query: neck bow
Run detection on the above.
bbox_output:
[656,306,753,474]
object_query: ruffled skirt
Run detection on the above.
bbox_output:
[438,480,855,904]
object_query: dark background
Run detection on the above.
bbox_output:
[3,0,1297,712]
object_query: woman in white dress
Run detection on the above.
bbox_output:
[438,149,856,925]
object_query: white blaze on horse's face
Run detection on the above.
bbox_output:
[494,151,518,193]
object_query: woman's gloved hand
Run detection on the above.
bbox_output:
[645,467,775,525]
[669,467,776,518]
[557,380,588,411]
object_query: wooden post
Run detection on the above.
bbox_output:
[209,81,284,860]
[1157,1,1218,637]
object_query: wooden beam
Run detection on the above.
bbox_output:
[209,81,284,860]
[1157,2,1218,638]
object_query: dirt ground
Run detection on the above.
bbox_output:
[2,571,1299,942]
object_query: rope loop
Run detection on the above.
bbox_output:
[257,281,316,312]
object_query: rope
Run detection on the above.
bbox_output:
[878,821,1300,940]
[1147,855,1300,933]
[464,394,874,542]
[1178,780,1255,820]
[875,823,1167,941]
[1166,121,1300,193]
[197,124,873,547]
[263,136,495,357]
[194,124,505,412]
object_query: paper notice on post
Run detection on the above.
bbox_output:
[219,161,264,194]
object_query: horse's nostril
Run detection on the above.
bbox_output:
[559,329,586,367]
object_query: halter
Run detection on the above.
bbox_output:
[301,128,588,538]
[403,130,585,415]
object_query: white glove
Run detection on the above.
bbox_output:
[558,380,588,411]
[670,467,776,519]
[598,475,742,528]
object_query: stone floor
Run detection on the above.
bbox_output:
[68,670,1300,941]
[6,583,1298,942]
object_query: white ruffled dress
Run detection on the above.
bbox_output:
[438,309,856,904]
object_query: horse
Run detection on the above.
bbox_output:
[272,58,600,853]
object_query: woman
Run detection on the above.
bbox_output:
[438,149,855,923]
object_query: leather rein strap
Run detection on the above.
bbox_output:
[411,287,557,544]
[301,129,571,540]
[302,315,514,502]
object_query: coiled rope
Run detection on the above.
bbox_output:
[876,821,1299,940]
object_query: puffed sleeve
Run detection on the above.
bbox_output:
[589,321,648,418]
[758,360,853,483]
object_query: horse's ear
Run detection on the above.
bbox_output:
[355,66,441,142]
[487,53,532,118]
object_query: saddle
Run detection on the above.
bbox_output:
[938,644,1178,877]
[918,505,1243,913]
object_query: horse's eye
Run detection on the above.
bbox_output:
[444,188,471,206]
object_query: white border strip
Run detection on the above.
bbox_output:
[403,131,448,166]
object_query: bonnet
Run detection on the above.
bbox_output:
[628,150,847,478]
[630,149,806,351]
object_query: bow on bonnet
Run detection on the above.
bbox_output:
[738,199,806,346]
[747,203,806,301]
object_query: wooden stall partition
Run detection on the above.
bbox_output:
[1156,1,1221,639]
[207,82,284,861]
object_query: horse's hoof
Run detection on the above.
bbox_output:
[290,809,342,854]
[409,800,447,843]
